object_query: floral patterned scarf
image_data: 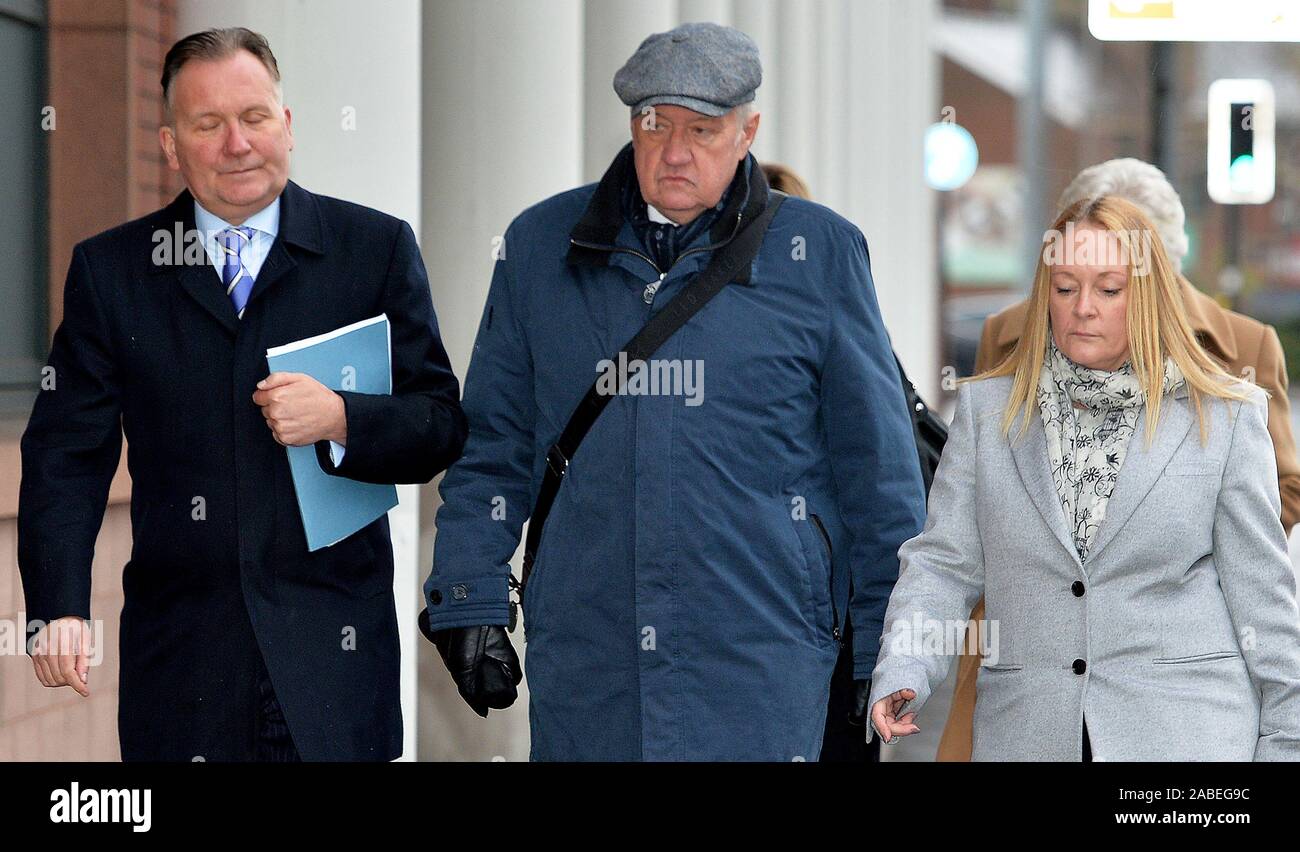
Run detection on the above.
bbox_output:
[1036,336,1185,561]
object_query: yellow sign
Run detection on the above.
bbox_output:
[1107,2,1175,20]
[1089,0,1297,40]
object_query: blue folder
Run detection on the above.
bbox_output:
[266,314,398,551]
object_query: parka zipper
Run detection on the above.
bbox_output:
[643,272,666,304]
[569,210,746,307]
[810,513,842,645]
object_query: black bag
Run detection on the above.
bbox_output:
[893,353,946,495]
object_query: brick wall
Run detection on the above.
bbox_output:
[0,509,130,760]
[46,0,182,331]
[0,0,177,762]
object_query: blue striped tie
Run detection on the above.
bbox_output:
[218,227,255,319]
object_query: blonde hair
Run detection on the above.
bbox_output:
[970,195,1255,445]
[760,162,811,199]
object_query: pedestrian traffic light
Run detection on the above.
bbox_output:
[1207,79,1275,205]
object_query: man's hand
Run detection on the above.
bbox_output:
[418,610,522,717]
[30,616,93,698]
[252,372,347,447]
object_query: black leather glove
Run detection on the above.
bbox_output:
[417,608,522,717]
[847,679,871,727]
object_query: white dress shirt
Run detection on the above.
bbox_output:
[195,197,347,466]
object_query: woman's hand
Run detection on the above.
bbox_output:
[871,688,920,744]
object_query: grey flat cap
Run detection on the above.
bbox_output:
[613,22,761,117]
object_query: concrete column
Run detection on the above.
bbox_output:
[731,0,778,163]
[774,0,817,196]
[419,0,584,761]
[844,0,940,403]
[582,0,677,183]
[816,0,850,213]
[678,0,732,25]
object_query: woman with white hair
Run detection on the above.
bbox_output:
[934,158,1300,761]
[1063,158,1191,269]
[870,195,1300,760]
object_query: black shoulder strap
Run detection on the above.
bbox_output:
[517,192,787,592]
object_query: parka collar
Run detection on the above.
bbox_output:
[567,141,772,284]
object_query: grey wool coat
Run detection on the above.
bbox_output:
[868,375,1300,761]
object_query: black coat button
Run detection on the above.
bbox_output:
[451,583,469,601]
[1071,581,1085,597]
[430,589,443,605]
[1073,659,1087,675]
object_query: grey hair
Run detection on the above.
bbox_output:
[732,100,757,142]
[1057,158,1189,273]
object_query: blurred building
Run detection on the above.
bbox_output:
[937,0,1300,381]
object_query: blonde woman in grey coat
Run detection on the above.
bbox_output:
[869,195,1300,761]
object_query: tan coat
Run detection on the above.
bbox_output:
[935,277,1300,761]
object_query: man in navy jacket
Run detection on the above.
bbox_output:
[423,23,925,760]
[19,27,465,761]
